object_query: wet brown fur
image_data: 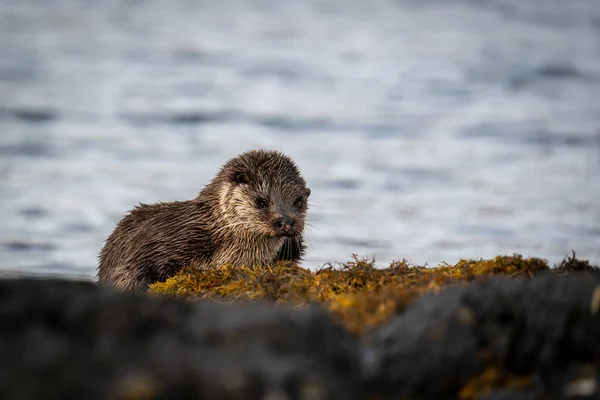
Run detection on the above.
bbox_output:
[97,149,311,291]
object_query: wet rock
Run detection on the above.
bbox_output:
[2,267,599,399]
[0,278,362,400]
[364,273,600,400]
[362,283,485,399]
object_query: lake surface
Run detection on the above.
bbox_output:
[1,0,599,279]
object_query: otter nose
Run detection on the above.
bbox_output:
[275,217,295,232]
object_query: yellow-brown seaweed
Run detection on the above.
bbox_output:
[150,252,596,335]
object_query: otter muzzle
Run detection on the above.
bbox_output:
[274,217,295,235]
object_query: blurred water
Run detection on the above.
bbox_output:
[0,0,599,279]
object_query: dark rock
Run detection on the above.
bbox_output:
[364,273,600,399]
[362,284,485,399]
[0,278,362,399]
[2,271,599,400]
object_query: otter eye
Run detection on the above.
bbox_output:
[256,198,268,209]
[294,195,305,207]
[235,173,249,184]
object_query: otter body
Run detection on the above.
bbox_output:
[97,150,311,291]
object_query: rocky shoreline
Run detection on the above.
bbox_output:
[0,254,599,399]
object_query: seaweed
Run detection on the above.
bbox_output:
[149,253,598,334]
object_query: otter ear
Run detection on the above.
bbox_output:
[304,188,311,198]
[235,173,249,184]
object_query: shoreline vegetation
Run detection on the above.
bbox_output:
[149,252,598,334]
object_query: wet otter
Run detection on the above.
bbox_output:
[97,149,311,291]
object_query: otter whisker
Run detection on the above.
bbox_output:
[303,233,314,251]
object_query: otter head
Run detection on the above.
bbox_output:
[215,150,311,239]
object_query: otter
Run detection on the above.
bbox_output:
[97,149,311,291]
